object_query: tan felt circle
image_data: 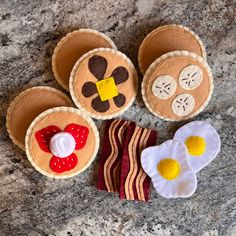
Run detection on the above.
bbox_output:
[6,86,73,150]
[52,29,117,91]
[138,24,206,74]
[142,51,213,121]
[70,48,138,120]
[25,107,99,179]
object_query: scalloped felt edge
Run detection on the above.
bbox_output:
[69,48,138,120]
[25,106,100,179]
[141,50,214,121]
[52,29,118,91]
[138,24,207,75]
[6,86,73,151]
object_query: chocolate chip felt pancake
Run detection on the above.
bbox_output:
[69,48,138,120]
[6,86,73,150]
[138,24,206,74]
[52,29,117,91]
[141,51,213,121]
[25,107,99,179]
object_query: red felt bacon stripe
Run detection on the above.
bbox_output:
[119,126,157,201]
[111,120,131,192]
[97,119,133,192]
[136,129,157,201]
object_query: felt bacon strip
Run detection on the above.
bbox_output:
[97,119,134,192]
[97,119,157,201]
[119,125,157,201]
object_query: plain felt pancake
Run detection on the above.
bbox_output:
[52,29,117,90]
[6,86,73,150]
[138,24,206,74]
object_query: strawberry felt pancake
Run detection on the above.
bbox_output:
[25,107,99,178]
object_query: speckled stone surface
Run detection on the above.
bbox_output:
[0,0,235,235]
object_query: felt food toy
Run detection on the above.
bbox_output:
[25,107,99,178]
[119,122,157,201]
[174,121,221,172]
[6,86,73,150]
[70,48,138,120]
[97,119,157,201]
[142,51,213,121]
[52,29,117,90]
[138,24,206,74]
[141,139,197,198]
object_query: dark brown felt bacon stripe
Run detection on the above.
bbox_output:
[119,125,157,201]
[97,119,134,192]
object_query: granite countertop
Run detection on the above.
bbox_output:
[0,0,235,235]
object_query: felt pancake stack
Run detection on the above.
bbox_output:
[7,85,100,178]
[139,24,213,121]
[52,29,117,90]
[6,86,73,150]
[69,48,138,120]
[25,107,99,178]
[6,28,116,178]
[138,24,206,74]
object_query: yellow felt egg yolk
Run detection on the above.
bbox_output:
[157,159,180,180]
[185,136,206,156]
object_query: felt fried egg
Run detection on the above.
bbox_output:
[174,121,221,172]
[141,139,197,198]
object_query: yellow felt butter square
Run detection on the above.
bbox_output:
[96,77,118,101]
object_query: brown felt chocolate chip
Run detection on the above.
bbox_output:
[113,93,126,107]
[82,82,97,97]
[88,55,107,80]
[92,96,110,112]
[111,67,129,85]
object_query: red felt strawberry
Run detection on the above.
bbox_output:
[35,123,89,173]
[49,153,78,173]
[35,125,61,152]
[64,123,89,150]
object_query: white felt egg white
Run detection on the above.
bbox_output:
[174,121,221,172]
[141,139,197,199]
